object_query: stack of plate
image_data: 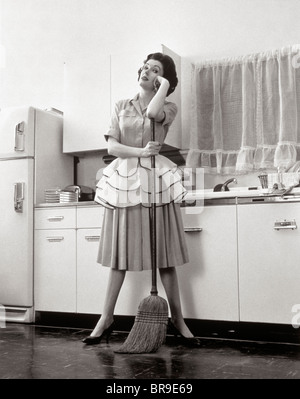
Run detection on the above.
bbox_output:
[59,190,79,203]
[45,188,61,203]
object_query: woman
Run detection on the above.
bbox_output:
[83,52,200,347]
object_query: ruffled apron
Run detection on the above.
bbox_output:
[95,155,187,209]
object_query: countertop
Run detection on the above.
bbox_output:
[35,187,300,208]
[35,201,99,208]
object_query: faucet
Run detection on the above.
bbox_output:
[213,178,237,192]
[221,178,237,191]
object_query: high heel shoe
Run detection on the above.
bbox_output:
[82,322,115,345]
[168,321,202,347]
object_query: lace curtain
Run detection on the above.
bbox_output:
[186,45,300,174]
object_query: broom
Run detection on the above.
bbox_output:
[115,119,169,354]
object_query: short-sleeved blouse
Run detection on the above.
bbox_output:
[105,93,178,147]
[95,93,186,209]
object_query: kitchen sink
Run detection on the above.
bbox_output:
[183,186,300,206]
[239,194,300,204]
[185,187,261,201]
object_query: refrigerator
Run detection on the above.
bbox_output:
[0,106,73,323]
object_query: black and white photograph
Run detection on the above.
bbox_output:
[1,0,300,384]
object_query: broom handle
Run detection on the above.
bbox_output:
[150,118,158,296]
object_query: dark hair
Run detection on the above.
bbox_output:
[138,52,178,96]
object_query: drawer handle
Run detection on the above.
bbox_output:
[274,220,297,230]
[46,236,64,242]
[47,216,64,222]
[85,235,101,241]
[184,227,203,233]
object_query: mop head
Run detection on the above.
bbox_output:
[115,294,168,354]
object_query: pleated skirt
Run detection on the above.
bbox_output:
[97,202,189,271]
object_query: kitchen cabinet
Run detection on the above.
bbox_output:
[77,222,167,315]
[34,200,300,327]
[76,227,106,314]
[111,45,182,149]
[34,204,239,320]
[238,202,300,325]
[76,206,106,314]
[110,49,146,111]
[180,205,239,321]
[63,45,182,154]
[34,207,77,312]
[76,206,165,316]
[77,204,239,320]
[35,206,105,314]
[63,55,111,153]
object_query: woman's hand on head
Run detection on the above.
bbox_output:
[141,141,161,157]
[153,76,169,92]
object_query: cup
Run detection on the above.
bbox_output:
[258,173,268,189]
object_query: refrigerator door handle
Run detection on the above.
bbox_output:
[14,122,25,152]
[14,182,25,213]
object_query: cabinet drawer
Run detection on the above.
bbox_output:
[35,208,76,230]
[77,206,104,228]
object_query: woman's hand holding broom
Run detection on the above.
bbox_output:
[140,141,161,158]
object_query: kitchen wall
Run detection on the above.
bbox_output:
[1,0,300,189]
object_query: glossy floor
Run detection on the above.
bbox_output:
[1,323,300,379]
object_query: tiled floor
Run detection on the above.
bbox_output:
[1,323,300,379]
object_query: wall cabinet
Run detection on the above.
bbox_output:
[63,55,111,153]
[238,202,300,325]
[63,45,183,154]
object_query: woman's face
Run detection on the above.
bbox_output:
[139,59,164,90]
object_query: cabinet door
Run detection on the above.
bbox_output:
[34,229,76,312]
[76,228,108,314]
[238,203,300,325]
[160,45,182,149]
[110,49,147,109]
[63,55,111,152]
[77,228,166,316]
[179,206,239,321]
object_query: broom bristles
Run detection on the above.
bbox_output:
[115,295,168,354]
